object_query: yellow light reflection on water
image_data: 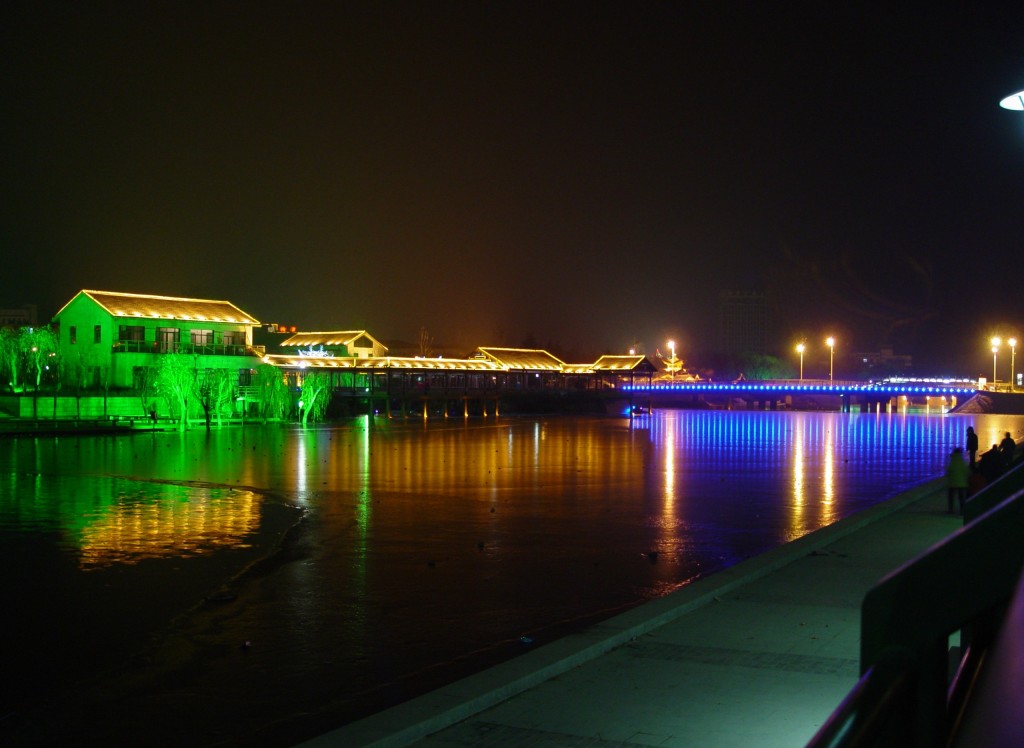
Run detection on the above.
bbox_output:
[821,422,836,525]
[791,417,805,530]
[77,486,261,569]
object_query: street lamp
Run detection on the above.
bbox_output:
[999,90,1024,110]
[991,336,1001,385]
[1010,337,1018,390]
[667,339,678,380]
[796,342,805,381]
[826,336,835,382]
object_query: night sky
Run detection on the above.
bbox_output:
[3,2,1023,372]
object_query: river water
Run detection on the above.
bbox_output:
[2,409,1022,745]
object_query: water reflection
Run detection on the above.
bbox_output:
[77,483,261,568]
[3,410,1024,746]
[0,471,261,569]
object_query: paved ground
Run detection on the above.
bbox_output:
[304,477,959,748]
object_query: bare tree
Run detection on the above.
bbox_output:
[419,326,434,358]
[135,366,158,418]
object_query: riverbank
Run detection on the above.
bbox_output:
[307,476,957,747]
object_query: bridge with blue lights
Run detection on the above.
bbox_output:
[620,379,979,413]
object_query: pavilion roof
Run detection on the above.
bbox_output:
[262,354,498,370]
[279,331,387,350]
[476,347,567,371]
[590,355,655,372]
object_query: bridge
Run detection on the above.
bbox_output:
[620,378,978,413]
[259,346,986,416]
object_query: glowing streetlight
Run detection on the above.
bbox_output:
[826,336,835,382]
[999,90,1024,110]
[665,339,680,380]
[1010,337,1018,390]
[796,342,805,381]
[991,336,1001,385]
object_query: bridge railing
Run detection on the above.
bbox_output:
[807,457,1024,748]
[622,379,975,395]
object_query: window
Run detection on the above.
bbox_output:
[119,325,145,342]
[69,326,77,344]
[222,331,244,347]
[191,329,214,347]
[157,327,180,353]
[94,325,102,344]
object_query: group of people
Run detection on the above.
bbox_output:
[945,427,1019,515]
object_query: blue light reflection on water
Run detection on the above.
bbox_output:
[3,410,1024,745]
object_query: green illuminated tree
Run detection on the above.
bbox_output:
[155,353,196,431]
[0,327,19,391]
[196,368,235,431]
[21,326,59,391]
[254,364,289,423]
[134,366,158,416]
[299,370,332,427]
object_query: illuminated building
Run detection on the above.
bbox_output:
[279,330,388,359]
[52,290,262,389]
[44,290,657,418]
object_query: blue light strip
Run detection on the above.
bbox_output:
[621,383,978,396]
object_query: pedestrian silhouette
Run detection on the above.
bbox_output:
[999,432,1017,468]
[966,426,979,467]
[945,447,969,515]
[979,444,1003,484]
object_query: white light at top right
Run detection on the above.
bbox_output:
[999,90,1024,110]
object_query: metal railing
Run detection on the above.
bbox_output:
[807,458,1024,748]
[112,340,255,356]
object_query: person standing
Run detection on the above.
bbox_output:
[966,426,979,467]
[980,444,1004,484]
[999,432,1017,468]
[945,447,970,515]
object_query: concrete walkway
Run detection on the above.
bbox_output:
[304,477,959,748]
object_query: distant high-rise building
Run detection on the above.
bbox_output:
[717,291,769,355]
[0,303,38,327]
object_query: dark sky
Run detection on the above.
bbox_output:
[3,2,1023,372]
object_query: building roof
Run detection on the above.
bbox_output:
[477,347,567,371]
[263,348,655,375]
[589,355,655,372]
[279,331,387,350]
[56,290,259,325]
[262,354,498,371]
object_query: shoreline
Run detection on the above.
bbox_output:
[302,474,946,747]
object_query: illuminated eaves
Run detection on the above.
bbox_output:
[62,290,260,325]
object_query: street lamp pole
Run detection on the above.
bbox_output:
[826,336,835,382]
[1010,337,1018,390]
[992,336,1001,386]
[796,342,805,381]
